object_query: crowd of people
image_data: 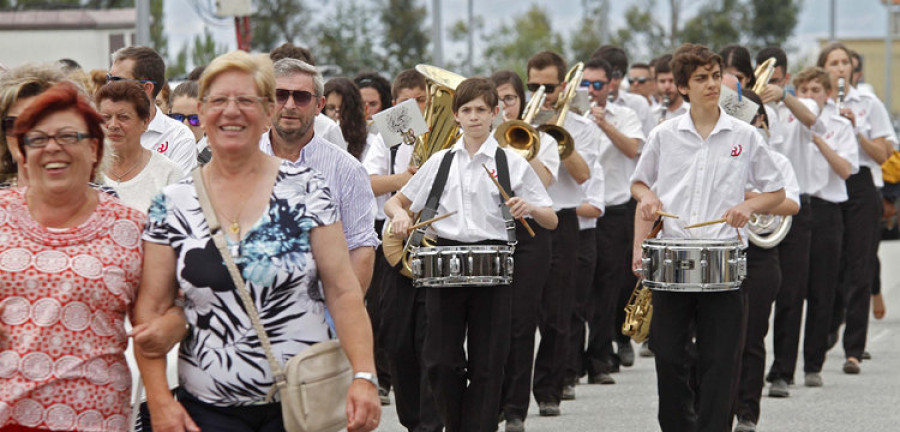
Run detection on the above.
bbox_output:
[0,35,894,432]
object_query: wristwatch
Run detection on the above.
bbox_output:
[353,371,379,388]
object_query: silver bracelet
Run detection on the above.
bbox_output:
[353,371,379,388]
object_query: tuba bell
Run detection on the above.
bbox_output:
[747,213,792,249]
[494,85,544,160]
[537,62,583,160]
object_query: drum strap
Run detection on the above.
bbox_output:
[494,148,517,246]
[409,150,456,249]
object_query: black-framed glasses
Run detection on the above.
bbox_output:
[2,116,15,136]
[169,113,200,126]
[526,83,557,93]
[106,73,157,85]
[500,95,519,106]
[22,131,92,148]
[275,89,315,107]
[628,77,650,85]
[580,79,607,91]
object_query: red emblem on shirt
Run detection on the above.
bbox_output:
[787,114,795,123]
[490,168,497,179]
[825,130,834,140]
[156,141,169,153]
[731,144,743,157]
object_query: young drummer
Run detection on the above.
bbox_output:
[384,77,557,432]
[630,44,785,432]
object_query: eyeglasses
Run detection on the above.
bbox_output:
[526,83,557,93]
[2,116,15,136]
[22,131,92,148]
[275,89,315,107]
[169,113,200,126]
[106,73,157,85]
[580,79,607,91]
[202,95,266,111]
[500,95,519,106]
[628,77,650,85]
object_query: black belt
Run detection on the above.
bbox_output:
[810,196,839,207]
[799,194,812,206]
[556,207,577,216]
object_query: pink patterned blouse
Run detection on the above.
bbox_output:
[0,189,145,431]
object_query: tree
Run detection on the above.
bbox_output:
[316,0,382,76]
[746,0,800,49]
[680,0,748,51]
[190,27,228,70]
[608,1,670,61]
[251,0,316,52]
[379,0,430,75]
[446,15,485,74]
[569,0,605,62]
[481,4,565,78]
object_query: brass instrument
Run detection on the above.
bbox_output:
[537,62,583,160]
[494,85,544,160]
[622,219,664,343]
[384,64,467,278]
[752,57,776,95]
[658,94,670,124]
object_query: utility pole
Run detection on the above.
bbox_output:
[829,0,836,41]
[135,0,150,46]
[467,0,474,75]
[886,1,895,113]
[433,0,444,67]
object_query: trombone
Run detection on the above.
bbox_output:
[537,62,583,160]
[493,85,544,160]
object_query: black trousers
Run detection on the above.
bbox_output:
[423,275,512,431]
[585,205,635,375]
[500,223,552,421]
[767,204,812,384]
[735,245,781,425]
[533,209,579,404]
[840,181,881,360]
[651,289,744,432]
[565,227,597,384]
[381,263,442,432]
[804,198,845,372]
[177,388,282,432]
[367,219,391,391]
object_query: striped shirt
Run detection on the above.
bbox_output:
[260,131,379,250]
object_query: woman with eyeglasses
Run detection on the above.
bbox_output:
[0,81,151,431]
[323,77,371,160]
[133,50,380,432]
[96,81,183,213]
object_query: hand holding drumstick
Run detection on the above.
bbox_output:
[481,164,536,237]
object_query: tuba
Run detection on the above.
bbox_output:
[383,64,466,277]
[745,57,792,248]
[537,62,583,160]
[622,219,664,342]
[494,85,544,160]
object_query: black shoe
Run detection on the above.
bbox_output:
[768,379,790,398]
[862,351,872,360]
[378,386,391,405]
[538,401,560,416]
[734,419,757,432]
[639,341,654,357]
[505,417,525,432]
[618,341,635,367]
[587,373,615,384]
[561,384,575,400]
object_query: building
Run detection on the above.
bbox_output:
[0,8,135,71]
[830,38,900,117]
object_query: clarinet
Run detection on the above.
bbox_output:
[837,77,845,113]
[659,94,671,124]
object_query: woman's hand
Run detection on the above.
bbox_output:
[148,397,200,432]
[345,379,381,432]
[131,306,187,358]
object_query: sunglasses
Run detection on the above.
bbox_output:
[275,89,315,107]
[106,73,157,85]
[628,77,650,85]
[169,113,200,126]
[526,83,557,94]
[580,79,607,91]
[2,116,15,136]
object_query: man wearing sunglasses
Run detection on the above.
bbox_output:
[627,63,656,106]
[580,57,646,388]
[262,58,378,291]
[592,46,656,138]
[110,46,197,175]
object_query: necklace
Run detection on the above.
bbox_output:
[208,165,255,239]
[110,150,146,182]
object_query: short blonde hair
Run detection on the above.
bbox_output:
[198,50,276,104]
[793,67,832,93]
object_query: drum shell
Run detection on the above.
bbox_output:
[640,238,746,292]
[410,245,514,288]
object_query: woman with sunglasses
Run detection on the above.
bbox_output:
[169,80,204,143]
[97,81,183,212]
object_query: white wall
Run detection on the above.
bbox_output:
[0,28,134,71]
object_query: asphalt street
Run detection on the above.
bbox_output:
[377,240,900,431]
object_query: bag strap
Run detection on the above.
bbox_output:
[494,147,517,246]
[409,150,455,248]
[191,167,287,403]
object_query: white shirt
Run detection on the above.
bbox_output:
[542,113,602,210]
[845,86,892,187]
[315,113,347,151]
[748,147,800,207]
[401,135,552,243]
[774,97,822,193]
[578,158,606,230]
[631,110,785,244]
[141,108,198,175]
[808,101,860,203]
[361,132,410,221]
[651,99,690,125]
[613,91,655,137]
[764,104,785,149]
[534,131,561,185]
[102,151,184,213]
[595,103,645,206]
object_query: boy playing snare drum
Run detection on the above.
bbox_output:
[629,44,785,432]
[384,77,556,432]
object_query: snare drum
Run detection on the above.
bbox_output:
[641,238,746,292]
[410,245,514,288]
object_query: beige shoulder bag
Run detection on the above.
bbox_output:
[192,167,352,432]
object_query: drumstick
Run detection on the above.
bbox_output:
[655,210,679,219]
[481,164,536,238]
[684,218,728,229]
[408,211,458,232]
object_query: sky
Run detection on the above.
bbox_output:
[165,0,893,68]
